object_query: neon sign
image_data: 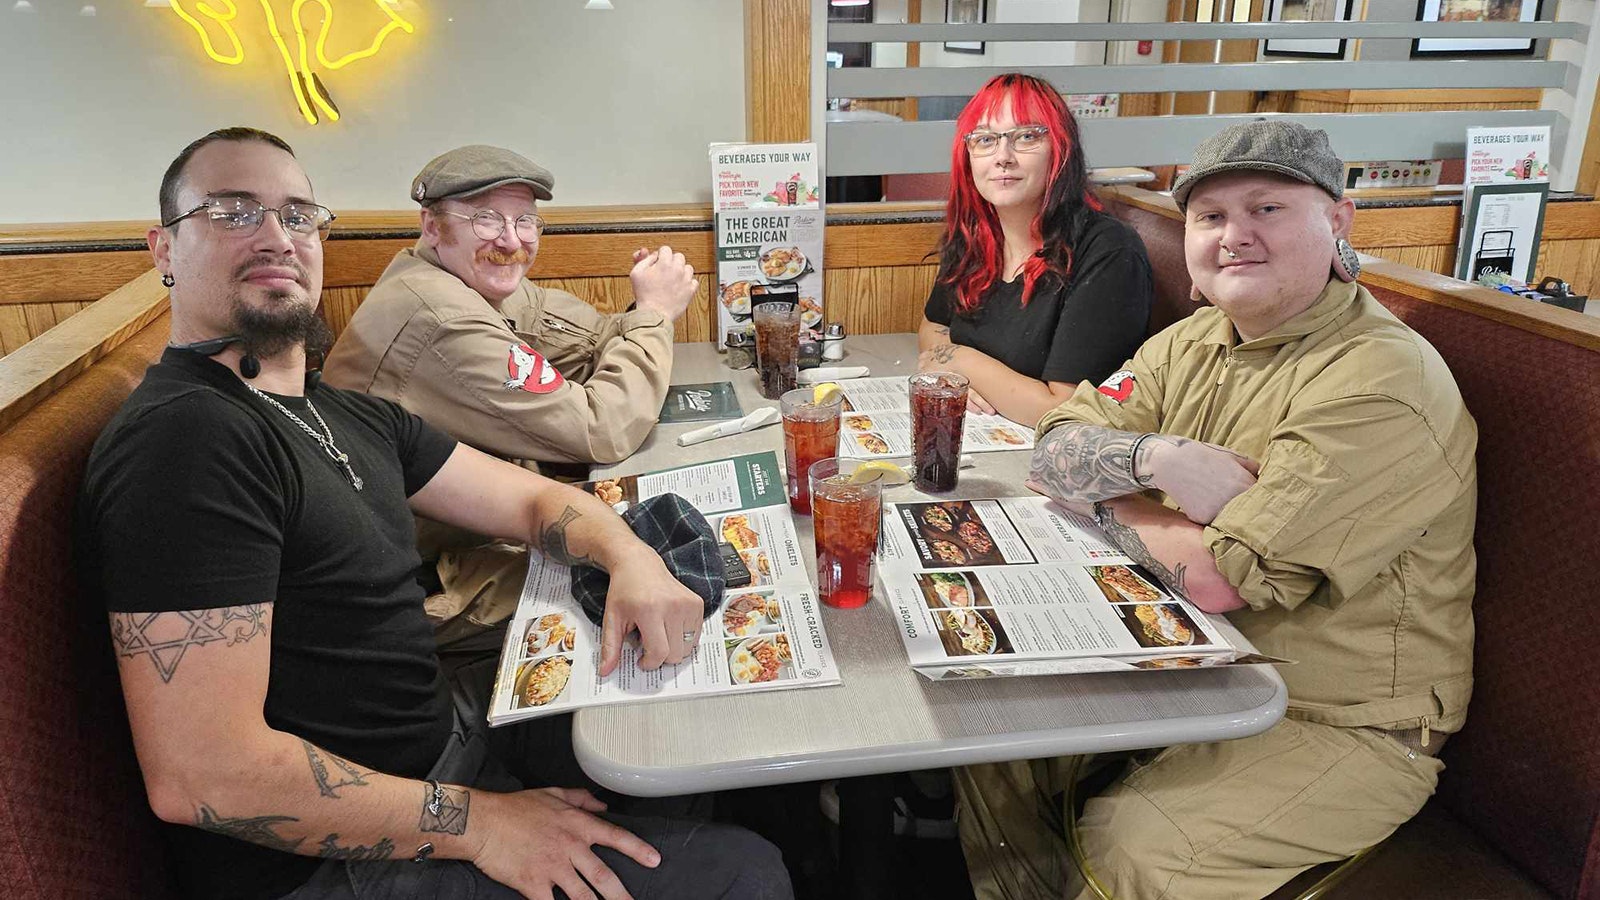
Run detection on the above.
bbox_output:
[165,0,416,125]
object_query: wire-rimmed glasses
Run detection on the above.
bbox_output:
[962,125,1051,158]
[437,208,546,243]
[162,196,336,241]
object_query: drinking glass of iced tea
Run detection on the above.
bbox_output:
[752,302,800,400]
[781,386,843,515]
[909,371,970,493]
[809,458,883,609]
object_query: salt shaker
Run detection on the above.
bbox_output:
[821,322,846,362]
[724,330,755,370]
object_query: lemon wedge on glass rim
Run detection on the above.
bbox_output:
[849,460,911,486]
[811,382,844,405]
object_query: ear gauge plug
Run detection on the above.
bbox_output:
[1333,238,1361,283]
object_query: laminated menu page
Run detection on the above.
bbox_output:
[830,376,1035,458]
[877,495,1287,680]
[487,451,842,725]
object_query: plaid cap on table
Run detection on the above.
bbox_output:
[569,493,724,626]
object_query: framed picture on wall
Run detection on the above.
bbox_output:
[945,0,986,53]
[1411,0,1543,57]
[1263,0,1354,58]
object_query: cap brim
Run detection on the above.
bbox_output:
[1173,160,1317,209]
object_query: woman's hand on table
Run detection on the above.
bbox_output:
[967,387,996,415]
[598,546,707,676]
[473,787,659,900]
[917,343,994,414]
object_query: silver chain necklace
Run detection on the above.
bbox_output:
[243,383,364,491]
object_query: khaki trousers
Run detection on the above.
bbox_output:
[424,541,531,651]
[956,718,1443,900]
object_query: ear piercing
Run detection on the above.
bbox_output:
[161,273,176,287]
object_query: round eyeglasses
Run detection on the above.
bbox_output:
[162,196,336,241]
[438,208,546,243]
[962,125,1051,158]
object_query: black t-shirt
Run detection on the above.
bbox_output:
[924,209,1153,385]
[77,348,457,900]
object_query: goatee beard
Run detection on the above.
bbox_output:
[232,295,334,364]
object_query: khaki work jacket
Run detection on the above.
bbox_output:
[1038,281,1478,735]
[323,243,673,466]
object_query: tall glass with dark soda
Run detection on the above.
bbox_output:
[809,458,882,609]
[909,371,969,493]
[753,302,800,400]
[781,388,843,515]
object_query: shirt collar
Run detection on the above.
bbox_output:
[1198,279,1358,352]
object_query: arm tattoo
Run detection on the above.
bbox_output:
[195,804,304,854]
[109,605,269,683]
[317,834,396,861]
[419,784,470,835]
[933,326,950,336]
[538,504,597,567]
[1031,425,1193,504]
[926,343,958,365]
[302,740,370,799]
[1094,502,1190,601]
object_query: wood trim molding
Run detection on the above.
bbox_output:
[1362,255,1600,352]
[0,269,168,432]
[744,0,810,143]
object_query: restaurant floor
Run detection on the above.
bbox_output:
[718,774,978,900]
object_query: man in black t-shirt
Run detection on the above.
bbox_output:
[78,127,791,900]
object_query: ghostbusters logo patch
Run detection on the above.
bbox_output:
[505,343,564,394]
[1097,370,1136,404]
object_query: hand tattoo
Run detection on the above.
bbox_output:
[1094,502,1189,600]
[538,505,596,567]
[302,740,370,799]
[195,804,304,854]
[419,784,470,835]
[317,834,396,861]
[110,605,269,683]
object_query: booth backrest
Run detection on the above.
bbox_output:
[0,318,177,898]
[1103,188,1600,900]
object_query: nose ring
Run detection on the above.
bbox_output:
[1221,245,1240,261]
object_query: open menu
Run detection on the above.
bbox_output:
[831,377,1035,458]
[878,495,1286,680]
[487,451,843,725]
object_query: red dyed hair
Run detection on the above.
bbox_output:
[935,73,1103,313]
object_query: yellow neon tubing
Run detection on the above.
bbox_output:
[257,0,323,124]
[297,0,415,70]
[168,0,246,65]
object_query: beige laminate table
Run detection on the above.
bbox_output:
[574,333,1286,797]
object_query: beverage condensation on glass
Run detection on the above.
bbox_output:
[781,388,843,515]
[753,302,800,400]
[909,371,970,493]
[809,458,882,609]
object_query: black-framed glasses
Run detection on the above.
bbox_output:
[162,196,336,241]
[962,125,1051,158]
[438,208,546,243]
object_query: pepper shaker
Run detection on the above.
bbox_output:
[724,329,755,370]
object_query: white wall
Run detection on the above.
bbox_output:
[0,0,745,223]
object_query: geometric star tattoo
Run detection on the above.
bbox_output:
[108,604,269,683]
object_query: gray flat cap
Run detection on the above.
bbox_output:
[411,145,554,204]
[1172,121,1344,210]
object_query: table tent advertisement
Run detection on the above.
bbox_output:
[709,142,824,348]
[488,451,842,725]
[877,495,1289,680]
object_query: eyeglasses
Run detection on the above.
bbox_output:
[438,208,546,243]
[162,196,336,241]
[962,125,1051,158]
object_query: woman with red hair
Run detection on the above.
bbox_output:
[918,73,1152,427]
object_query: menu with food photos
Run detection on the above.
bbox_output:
[709,142,825,349]
[876,496,1286,680]
[487,451,843,726]
[831,377,1036,458]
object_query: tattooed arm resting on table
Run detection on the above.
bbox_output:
[112,603,659,899]
[1027,422,1260,613]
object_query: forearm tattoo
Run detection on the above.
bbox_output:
[110,605,268,683]
[317,834,396,861]
[926,343,958,365]
[1095,502,1190,601]
[933,325,950,336]
[419,783,470,835]
[538,504,597,567]
[1031,424,1192,503]
[195,804,304,854]
[302,740,370,799]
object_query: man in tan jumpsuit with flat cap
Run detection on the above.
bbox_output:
[957,122,1478,900]
[324,145,699,644]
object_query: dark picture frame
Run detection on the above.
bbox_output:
[945,0,986,53]
[1263,0,1354,58]
[1411,0,1543,57]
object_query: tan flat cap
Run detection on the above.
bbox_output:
[1172,121,1345,211]
[412,145,554,204]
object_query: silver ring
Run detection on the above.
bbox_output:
[1222,245,1240,260]
[682,631,697,643]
